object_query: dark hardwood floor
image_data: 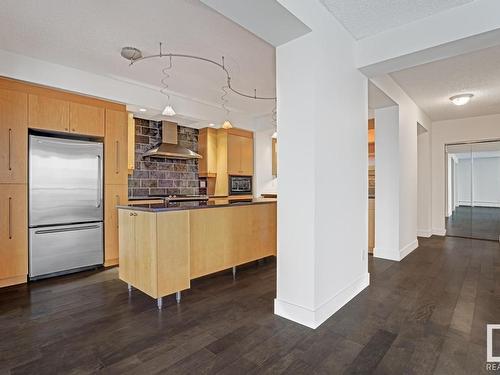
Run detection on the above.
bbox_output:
[446,206,500,241]
[1,236,499,374]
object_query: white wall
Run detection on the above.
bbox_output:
[473,157,500,206]
[254,127,277,197]
[455,156,500,207]
[417,126,432,237]
[370,75,431,259]
[431,114,500,234]
[457,158,472,205]
[275,0,368,328]
[374,106,399,259]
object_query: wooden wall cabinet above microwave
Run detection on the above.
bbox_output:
[28,94,104,137]
[227,130,254,176]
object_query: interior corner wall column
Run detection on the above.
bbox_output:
[274,0,369,329]
[417,126,432,237]
[374,106,401,261]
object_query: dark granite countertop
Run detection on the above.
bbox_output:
[117,198,277,212]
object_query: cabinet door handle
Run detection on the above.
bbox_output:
[8,197,12,239]
[115,141,119,174]
[8,128,12,171]
[116,194,120,229]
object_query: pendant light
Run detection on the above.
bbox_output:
[162,105,176,116]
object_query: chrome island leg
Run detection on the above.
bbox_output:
[232,266,236,280]
[176,291,181,304]
[157,297,163,310]
[127,283,132,292]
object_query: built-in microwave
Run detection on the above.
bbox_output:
[229,175,252,195]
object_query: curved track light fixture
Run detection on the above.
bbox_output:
[120,44,277,101]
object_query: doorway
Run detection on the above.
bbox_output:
[445,140,500,241]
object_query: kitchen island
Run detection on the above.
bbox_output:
[117,198,277,308]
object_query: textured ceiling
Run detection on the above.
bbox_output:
[0,0,275,116]
[390,45,500,121]
[319,0,473,39]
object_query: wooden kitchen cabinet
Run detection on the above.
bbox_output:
[127,113,135,174]
[0,184,27,287]
[118,209,190,297]
[105,109,128,185]
[0,88,28,184]
[104,184,128,266]
[29,94,106,137]
[240,135,254,175]
[69,102,104,137]
[28,94,70,132]
[198,127,218,177]
[227,130,254,176]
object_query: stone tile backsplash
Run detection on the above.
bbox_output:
[128,118,202,197]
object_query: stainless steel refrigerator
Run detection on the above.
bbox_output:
[29,134,104,279]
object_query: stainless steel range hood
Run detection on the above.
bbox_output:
[142,121,202,159]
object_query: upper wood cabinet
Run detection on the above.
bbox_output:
[127,113,135,174]
[0,88,28,184]
[198,127,218,177]
[227,131,254,176]
[104,184,128,267]
[105,109,128,185]
[29,94,106,137]
[29,94,70,133]
[0,184,27,287]
[69,102,104,137]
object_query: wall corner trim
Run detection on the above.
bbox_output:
[274,273,370,329]
[400,239,418,260]
[417,229,432,238]
[432,228,447,236]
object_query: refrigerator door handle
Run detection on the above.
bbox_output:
[96,155,102,208]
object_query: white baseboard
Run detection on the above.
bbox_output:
[274,273,370,329]
[373,247,400,261]
[417,229,432,238]
[432,228,446,236]
[400,239,418,260]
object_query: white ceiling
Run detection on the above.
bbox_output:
[0,0,276,118]
[390,45,500,121]
[319,0,473,40]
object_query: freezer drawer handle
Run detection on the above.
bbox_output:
[34,225,100,235]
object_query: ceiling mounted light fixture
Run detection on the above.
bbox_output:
[450,93,473,106]
[222,120,233,129]
[139,108,147,112]
[162,105,176,116]
[120,47,142,61]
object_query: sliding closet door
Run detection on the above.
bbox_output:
[470,141,500,241]
[445,144,472,238]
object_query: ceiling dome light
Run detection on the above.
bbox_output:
[450,93,473,106]
[222,120,233,129]
[162,105,176,116]
[139,108,147,112]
